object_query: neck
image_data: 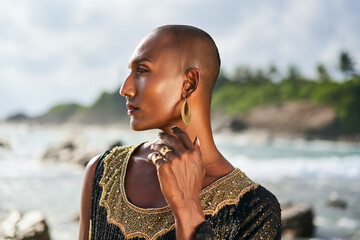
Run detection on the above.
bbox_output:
[170,107,233,176]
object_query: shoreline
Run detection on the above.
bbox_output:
[2,120,359,144]
[1,123,359,239]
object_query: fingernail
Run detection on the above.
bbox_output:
[197,137,200,147]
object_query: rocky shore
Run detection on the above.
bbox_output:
[4,201,346,239]
[0,203,315,240]
[39,138,344,239]
[212,101,360,142]
[5,98,360,142]
[0,211,50,240]
[41,136,123,167]
[1,123,358,239]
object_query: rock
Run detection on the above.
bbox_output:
[42,138,82,161]
[16,211,50,240]
[71,212,80,222]
[42,137,123,167]
[281,202,315,238]
[326,192,347,209]
[6,112,29,122]
[327,199,347,209]
[0,210,50,240]
[42,137,105,166]
[210,112,234,132]
[229,119,248,132]
[243,101,338,139]
[0,138,11,149]
[0,211,22,238]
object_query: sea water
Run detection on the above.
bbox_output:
[0,123,359,239]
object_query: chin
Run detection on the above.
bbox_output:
[129,118,151,131]
[130,125,146,131]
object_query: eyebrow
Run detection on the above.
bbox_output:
[128,57,151,68]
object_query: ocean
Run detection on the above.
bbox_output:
[0,123,359,239]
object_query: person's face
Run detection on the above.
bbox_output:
[120,33,184,131]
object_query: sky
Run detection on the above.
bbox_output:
[0,0,359,119]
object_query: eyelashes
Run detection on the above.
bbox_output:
[136,64,149,75]
[137,67,148,74]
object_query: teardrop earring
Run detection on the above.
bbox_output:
[181,98,191,125]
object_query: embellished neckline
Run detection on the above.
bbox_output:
[99,143,258,240]
[121,142,171,213]
[120,142,242,212]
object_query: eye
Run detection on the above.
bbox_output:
[136,64,149,74]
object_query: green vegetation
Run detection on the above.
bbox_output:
[41,88,128,124]
[90,89,126,113]
[39,51,359,136]
[212,51,360,135]
[47,103,86,121]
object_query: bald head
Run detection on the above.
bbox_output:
[150,25,221,95]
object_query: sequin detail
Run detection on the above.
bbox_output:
[98,144,259,240]
[89,220,92,240]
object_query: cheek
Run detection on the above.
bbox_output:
[147,74,182,102]
[158,83,182,108]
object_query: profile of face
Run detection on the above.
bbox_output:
[120,32,185,131]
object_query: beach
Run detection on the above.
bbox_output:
[1,123,359,239]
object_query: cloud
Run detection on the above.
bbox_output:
[0,0,359,118]
[216,0,360,75]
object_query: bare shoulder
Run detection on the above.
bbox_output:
[82,154,102,184]
[86,154,102,173]
[78,153,103,240]
[82,153,103,196]
[81,153,103,206]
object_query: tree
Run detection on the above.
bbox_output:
[231,66,271,85]
[232,66,252,83]
[267,64,280,82]
[284,64,302,83]
[213,71,231,92]
[339,51,355,79]
[316,63,331,82]
[253,68,271,85]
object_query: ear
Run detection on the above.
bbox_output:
[182,68,200,99]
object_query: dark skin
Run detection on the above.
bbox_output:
[79,29,234,240]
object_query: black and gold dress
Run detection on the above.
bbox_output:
[90,143,281,240]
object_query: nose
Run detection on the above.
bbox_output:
[119,73,135,98]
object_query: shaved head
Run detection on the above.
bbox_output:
[149,25,221,95]
[122,25,222,131]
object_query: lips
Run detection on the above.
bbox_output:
[126,103,139,115]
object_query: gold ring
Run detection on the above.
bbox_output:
[159,145,173,157]
[151,153,163,165]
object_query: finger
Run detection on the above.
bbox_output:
[147,152,166,166]
[192,136,204,168]
[158,132,186,153]
[150,144,177,160]
[170,126,194,150]
[193,136,201,151]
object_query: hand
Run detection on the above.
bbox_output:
[148,126,205,209]
[148,126,205,239]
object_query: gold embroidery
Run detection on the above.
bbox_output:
[89,219,92,240]
[200,172,259,216]
[99,144,258,240]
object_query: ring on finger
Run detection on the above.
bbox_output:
[159,145,173,157]
[151,153,163,165]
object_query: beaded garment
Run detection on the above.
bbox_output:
[90,143,281,240]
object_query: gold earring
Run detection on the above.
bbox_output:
[181,99,191,125]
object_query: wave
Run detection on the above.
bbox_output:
[228,154,360,180]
